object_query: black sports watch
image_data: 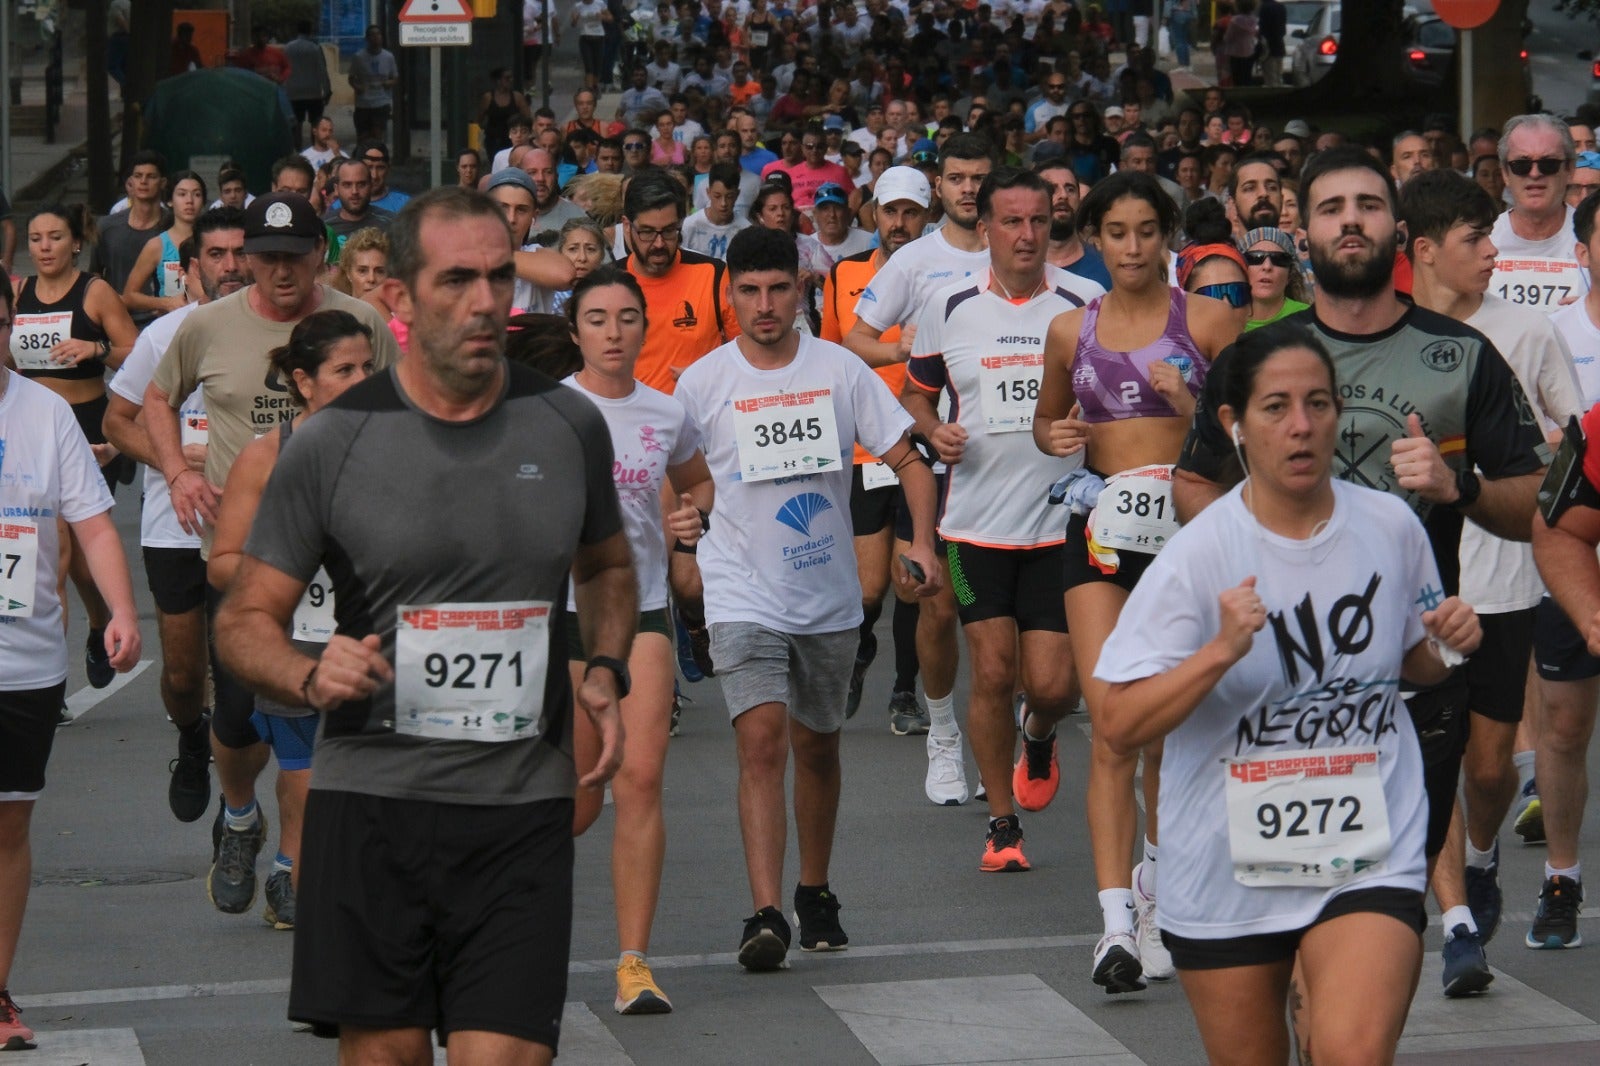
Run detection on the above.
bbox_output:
[1453,469,1482,510]
[585,655,632,698]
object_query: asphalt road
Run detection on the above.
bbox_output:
[7,479,1600,1065]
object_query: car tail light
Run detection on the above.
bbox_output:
[1520,49,1528,61]
[1408,49,1426,62]
[1318,36,1337,56]
[1593,59,1600,77]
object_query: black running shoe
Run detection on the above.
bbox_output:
[738,906,791,971]
[85,628,115,688]
[1526,875,1583,949]
[793,884,849,951]
[845,632,877,719]
[208,807,268,915]
[686,622,715,678]
[168,713,212,823]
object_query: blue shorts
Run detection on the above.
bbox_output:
[250,711,319,771]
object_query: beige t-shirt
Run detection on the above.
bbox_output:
[152,284,401,555]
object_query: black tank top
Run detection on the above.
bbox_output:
[482,93,519,155]
[14,272,109,381]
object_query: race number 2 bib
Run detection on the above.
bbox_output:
[1491,258,1589,311]
[732,389,843,482]
[393,601,551,742]
[1091,465,1177,555]
[9,312,72,372]
[0,521,39,617]
[979,353,1042,433]
[291,567,336,644]
[1224,746,1392,887]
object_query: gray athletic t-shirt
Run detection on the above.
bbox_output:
[243,362,623,805]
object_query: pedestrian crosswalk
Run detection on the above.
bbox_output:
[28,954,1600,1065]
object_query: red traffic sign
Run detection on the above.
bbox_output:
[1433,0,1499,30]
[398,0,473,23]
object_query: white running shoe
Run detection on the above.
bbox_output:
[925,732,969,806]
[1132,863,1175,980]
[1091,931,1147,994]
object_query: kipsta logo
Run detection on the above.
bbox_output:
[673,300,699,329]
[775,492,833,536]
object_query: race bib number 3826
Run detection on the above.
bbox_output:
[393,601,551,742]
[1224,746,1392,887]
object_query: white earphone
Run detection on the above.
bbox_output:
[1231,424,1243,445]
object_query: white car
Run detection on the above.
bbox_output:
[1290,1,1341,87]
[1280,0,1336,83]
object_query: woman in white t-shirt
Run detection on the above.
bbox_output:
[1093,323,1482,1066]
[561,266,713,1017]
[0,273,142,1052]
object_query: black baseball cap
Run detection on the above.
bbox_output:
[243,192,325,254]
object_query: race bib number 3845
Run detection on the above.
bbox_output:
[394,601,551,742]
[1224,746,1392,887]
[732,389,843,482]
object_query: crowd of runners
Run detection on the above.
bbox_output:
[7,6,1600,1064]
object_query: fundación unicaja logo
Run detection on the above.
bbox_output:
[776,492,832,537]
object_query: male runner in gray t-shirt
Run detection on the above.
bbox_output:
[216,186,636,1064]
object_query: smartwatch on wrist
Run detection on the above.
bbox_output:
[1453,469,1482,510]
[585,655,632,698]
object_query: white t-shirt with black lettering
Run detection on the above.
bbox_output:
[1095,480,1432,940]
[1489,205,1589,316]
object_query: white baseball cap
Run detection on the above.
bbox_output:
[874,166,931,209]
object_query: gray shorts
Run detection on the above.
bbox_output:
[709,622,859,733]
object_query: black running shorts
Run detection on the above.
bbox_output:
[1161,886,1426,970]
[0,683,67,798]
[1464,607,1536,724]
[945,540,1067,632]
[849,463,900,537]
[143,546,206,616]
[1534,595,1600,682]
[1062,511,1158,595]
[290,790,574,1049]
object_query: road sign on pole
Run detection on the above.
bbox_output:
[398,0,474,188]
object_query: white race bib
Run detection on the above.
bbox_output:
[1091,465,1177,555]
[750,29,770,46]
[161,260,187,299]
[9,312,72,372]
[861,460,899,491]
[393,601,551,742]
[1491,259,1588,312]
[979,352,1042,433]
[0,522,39,617]
[1224,746,1392,887]
[732,389,843,482]
[292,567,336,644]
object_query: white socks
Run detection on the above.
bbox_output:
[926,692,958,739]
[1465,839,1497,871]
[1100,888,1136,936]
[1441,905,1477,937]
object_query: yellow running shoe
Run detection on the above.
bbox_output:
[614,956,672,1015]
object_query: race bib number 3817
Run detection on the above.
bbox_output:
[394,601,551,742]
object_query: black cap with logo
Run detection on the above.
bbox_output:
[243,192,325,255]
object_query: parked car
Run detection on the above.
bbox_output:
[1289,2,1341,87]
[1280,0,1336,83]
[1404,12,1538,110]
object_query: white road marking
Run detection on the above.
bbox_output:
[1400,954,1600,1053]
[61,659,153,723]
[19,1027,145,1065]
[816,973,1146,1065]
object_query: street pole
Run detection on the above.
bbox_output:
[541,2,552,110]
[1,2,11,197]
[430,45,442,188]
[1460,29,1473,153]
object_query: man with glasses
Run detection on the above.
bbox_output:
[353,143,408,213]
[620,130,652,176]
[622,171,738,394]
[1490,114,1584,316]
[770,126,856,215]
[1568,152,1600,208]
[1025,76,1073,146]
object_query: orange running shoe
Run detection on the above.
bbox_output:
[981,814,1031,872]
[1012,718,1060,812]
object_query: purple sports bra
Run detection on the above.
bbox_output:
[1070,288,1210,423]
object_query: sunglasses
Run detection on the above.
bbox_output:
[1195,280,1251,308]
[624,141,649,151]
[912,150,938,164]
[1244,250,1295,269]
[1505,156,1566,177]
